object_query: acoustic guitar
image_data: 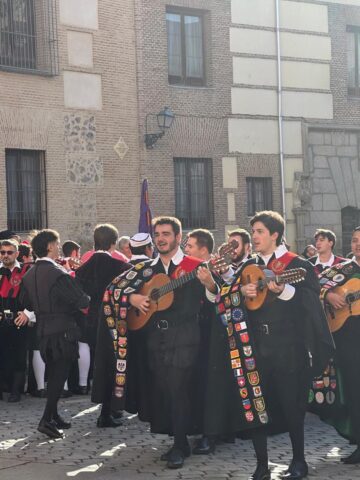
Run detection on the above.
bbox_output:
[240,264,307,311]
[325,278,360,332]
[127,240,238,331]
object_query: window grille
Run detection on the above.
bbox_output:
[246,177,273,216]
[174,157,214,229]
[6,149,47,232]
[0,0,58,75]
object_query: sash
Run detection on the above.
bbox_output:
[215,280,269,428]
[267,251,297,274]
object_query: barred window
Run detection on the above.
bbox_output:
[246,177,273,216]
[6,149,47,232]
[0,0,58,75]
[174,158,214,229]
[166,8,205,86]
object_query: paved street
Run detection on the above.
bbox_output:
[0,394,359,480]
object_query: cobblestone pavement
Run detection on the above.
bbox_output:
[0,394,359,479]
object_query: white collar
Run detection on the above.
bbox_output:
[131,254,150,261]
[151,247,184,266]
[257,244,288,265]
[7,260,21,272]
[315,253,335,267]
[94,250,112,256]
[36,257,57,266]
[352,256,360,267]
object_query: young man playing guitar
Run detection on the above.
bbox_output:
[241,211,333,480]
[105,217,218,469]
[320,226,360,464]
[308,229,345,276]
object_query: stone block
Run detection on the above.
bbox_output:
[331,131,347,146]
[336,146,358,157]
[311,194,322,210]
[66,154,103,185]
[308,131,324,145]
[324,133,332,145]
[310,211,341,226]
[64,114,96,152]
[312,145,336,156]
[314,168,332,178]
[313,177,335,194]
[322,194,340,210]
[314,156,328,169]
[349,133,358,146]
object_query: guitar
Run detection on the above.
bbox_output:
[127,240,238,331]
[325,278,360,332]
[240,264,307,311]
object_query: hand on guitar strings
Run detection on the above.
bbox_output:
[326,291,347,310]
[197,266,217,293]
[129,293,150,314]
[241,283,258,298]
[267,280,285,295]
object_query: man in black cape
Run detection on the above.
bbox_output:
[76,224,129,427]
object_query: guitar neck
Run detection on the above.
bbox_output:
[347,290,360,303]
[157,269,198,298]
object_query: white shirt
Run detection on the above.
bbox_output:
[314,253,335,268]
[257,244,295,301]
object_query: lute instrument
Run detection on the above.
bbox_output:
[325,278,360,332]
[240,264,307,311]
[127,240,238,331]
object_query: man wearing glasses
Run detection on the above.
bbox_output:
[0,239,33,402]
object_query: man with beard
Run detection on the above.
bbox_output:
[240,211,333,480]
[101,217,218,469]
[227,229,252,274]
[319,226,360,464]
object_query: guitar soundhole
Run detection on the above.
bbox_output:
[150,288,160,302]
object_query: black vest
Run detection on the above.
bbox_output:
[22,260,78,337]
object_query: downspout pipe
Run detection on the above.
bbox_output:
[275,0,286,226]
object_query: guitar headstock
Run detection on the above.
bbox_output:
[280,267,306,283]
[209,239,239,274]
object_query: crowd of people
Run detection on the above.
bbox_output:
[0,212,359,480]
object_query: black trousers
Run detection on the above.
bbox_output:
[0,325,27,393]
[251,344,311,464]
[334,318,360,444]
[41,356,72,422]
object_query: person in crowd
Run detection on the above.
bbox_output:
[21,229,89,439]
[129,233,154,263]
[118,236,132,260]
[308,229,345,275]
[227,228,252,274]
[100,217,218,469]
[319,226,360,464]
[18,243,33,265]
[0,239,33,402]
[240,211,334,480]
[301,244,316,260]
[77,224,129,425]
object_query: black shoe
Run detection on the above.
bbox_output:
[341,446,360,464]
[280,460,308,479]
[8,393,21,403]
[193,436,215,455]
[38,419,63,439]
[53,415,71,429]
[96,414,122,428]
[60,389,72,398]
[74,386,88,395]
[31,389,47,398]
[161,444,191,461]
[249,464,271,480]
[166,448,186,469]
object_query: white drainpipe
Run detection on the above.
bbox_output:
[275,0,286,225]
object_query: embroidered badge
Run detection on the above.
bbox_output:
[231,358,242,369]
[233,368,243,377]
[240,388,248,399]
[117,320,127,336]
[118,337,127,347]
[232,308,244,322]
[237,376,246,387]
[116,359,127,372]
[220,314,228,326]
[104,305,112,316]
[224,296,231,308]
[326,391,335,404]
[114,289,121,301]
[231,292,241,306]
[114,386,124,398]
[253,386,262,397]
[134,262,145,270]
[333,274,345,283]
[258,412,269,424]
[227,323,234,336]
[323,376,330,388]
[342,265,354,275]
[221,285,231,296]
[315,391,325,404]
[118,279,129,289]
[142,268,153,278]
[133,279,142,287]
[308,389,315,403]
[118,348,127,359]
[116,374,126,386]
[248,371,260,386]
[103,291,110,302]
[240,332,250,343]
[243,345,253,357]
[245,357,256,371]
[245,411,255,422]
[231,284,240,293]
[120,307,127,319]
[124,287,135,294]
[229,336,236,350]
[126,270,138,280]
[254,397,265,412]
[271,260,286,274]
[217,303,225,314]
[107,317,115,328]
[230,349,240,359]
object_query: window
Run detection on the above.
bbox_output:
[174,158,214,229]
[246,178,273,216]
[166,9,205,86]
[347,26,360,96]
[6,149,47,232]
[0,0,58,75]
